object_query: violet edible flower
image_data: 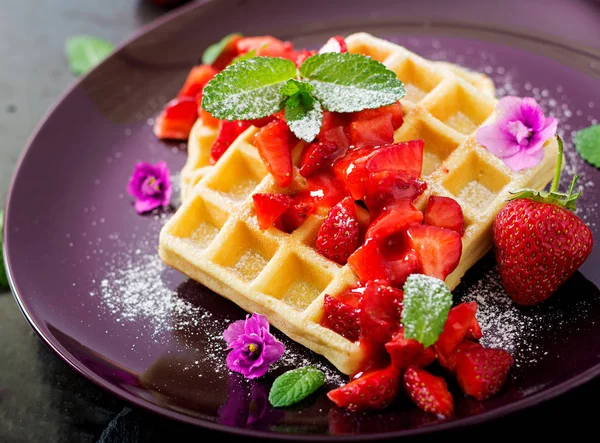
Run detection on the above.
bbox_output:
[476,96,558,171]
[127,161,172,214]
[223,313,285,379]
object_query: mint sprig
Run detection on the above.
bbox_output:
[202,52,406,142]
[1,210,8,290]
[401,274,452,348]
[299,52,405,113]
[268,366,325,407]
[202,33,241,65]
[574,124,600,168]
[65,36,114,76]
[202,57,296,121]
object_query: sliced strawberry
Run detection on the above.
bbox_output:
[435,302,478,369]
[177,64,219,98]
[321,126,350,150]
[404,367,454,417]
[328,365,400,412]
[247,115,276,128]
[386,249,422,287]
[304,170,347,208]
[252,193,292,230]
[300,141,344,177]
[321,289,362,342]
[424,196,465,235]
[385,328,435,370]
[364,170,427,214]
[153,96,198,140]
[319,111,350,135]
[406,224,462,280]
[332,145,376,200]
[348,115,395,148]
[351,101,404,130]
[236,36,296,59]
[348,238,390,282]
[254,120,296,188]
[318,36,348,54]
[277,197,315,233]
[211,120,251,162]
[445,340,483,373]
[294,49,317,67]
[467,315,483,340]
[366,199,424,241]
[316,197,360,265]
[365,140,424,179]
[211,34,243,70]
[455,348,514,400]
[359,281,404,344]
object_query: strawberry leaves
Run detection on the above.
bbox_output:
[574,124,600,168]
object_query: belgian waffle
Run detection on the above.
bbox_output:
[160,33,557,375]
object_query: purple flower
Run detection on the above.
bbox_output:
[127,161,172,214]
[223,313,285,379]
[476,96,557,171]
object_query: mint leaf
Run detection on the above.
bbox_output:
[299,52,405,113]
[202,57,297,120]
[0,210,8,290]
[202,33,241,65]
[574,124,600,168]
[285,93,323,142]
[268,366,325,407]
[230,49,256,65]
[402,274,452,348]
[65,35,114,75]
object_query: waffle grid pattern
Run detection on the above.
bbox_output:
[161,33,557,374]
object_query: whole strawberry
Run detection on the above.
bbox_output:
[493,137,593,306]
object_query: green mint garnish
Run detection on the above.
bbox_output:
[574,124,600,168]
[268,366,325,408]
[0,210,8,290]
[401,274,453,348]
[65,35,114,75]
[202,52,406,142]
[299,52,405,113]
[282,80,323,141]
[202,57,297,121]
[202,33,241,65]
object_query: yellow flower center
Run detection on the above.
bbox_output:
[248,343,258,353]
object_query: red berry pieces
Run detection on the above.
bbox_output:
[434,302,478,369]
[348,115,395,148]
[254,120,297,188]
[328,365,401,412]
[404,367,454,418]
[316,197,360,265]
[211,120,251,162]
[385,328,435,370]
[276,196,315,233]
[153,96,198,140]
[321,289,362,342]
[252,193,292,230]
[359,281,404,344]
[406,224,462,281]
[177,64,219,98]
[364,139,423,179]
[318,36,348,54]
[455,347,514,400]
[300,141,344,177]
[424,196,465,235]
[364,170,426,214]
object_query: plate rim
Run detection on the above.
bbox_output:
[3,0,600,439]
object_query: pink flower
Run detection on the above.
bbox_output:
[127,161,172,214]
[476,96,557,171]
[223,313,285,379]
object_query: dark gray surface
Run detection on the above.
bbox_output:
[1,1,600,442]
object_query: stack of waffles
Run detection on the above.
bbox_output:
[159,33,558,375]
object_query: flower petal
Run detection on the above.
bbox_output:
[502,148,545,171]
[134,198,162,214]
[261,338,285,364]
[496,96,524,122]
[476,123,521,157]
[223,319,247,346]
[527,117,558,153]
[519,97,546,131]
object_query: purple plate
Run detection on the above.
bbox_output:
[4,0,600,439]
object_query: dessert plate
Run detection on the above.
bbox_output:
[4,0,600,438]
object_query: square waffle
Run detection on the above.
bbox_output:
[160,33,557,375]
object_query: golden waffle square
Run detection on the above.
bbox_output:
[160,33,557,375]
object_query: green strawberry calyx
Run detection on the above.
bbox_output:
[508,136,581,211]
